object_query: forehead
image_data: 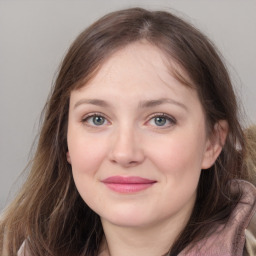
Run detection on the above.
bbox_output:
[79,42,193,93]
[70,41,201,112]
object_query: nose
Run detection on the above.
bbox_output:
[108,126,145,168]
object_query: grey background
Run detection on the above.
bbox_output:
[1,0,256,211]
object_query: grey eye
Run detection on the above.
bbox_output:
[92,116,106,126]
[154,117,167,126]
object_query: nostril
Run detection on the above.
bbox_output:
[108,131,145,166]
[128,160,140,166]
[109,150,145,167]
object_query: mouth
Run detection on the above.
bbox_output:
[101,176,157,193]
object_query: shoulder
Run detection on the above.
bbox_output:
[179,180,256,256]
[231,180,256,232]
[244,213,256,256]
[243,184,256,256]
[234,180,256,256]
[219,180,256,256]
[236,179,256,205]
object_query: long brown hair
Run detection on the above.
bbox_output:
[0,8,249,256]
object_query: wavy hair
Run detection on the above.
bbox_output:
[0,8,249,256]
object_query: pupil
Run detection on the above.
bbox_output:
[155,117,166,126]
[93,116,104,125]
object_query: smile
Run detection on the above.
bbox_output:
[102,176,157,193]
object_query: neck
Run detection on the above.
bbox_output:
[100,216,189,256]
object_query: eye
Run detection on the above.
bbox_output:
[82,113,108,127]
[147,114,176,128]
[154,116,167,126]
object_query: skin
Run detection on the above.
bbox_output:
[67,41,225,256]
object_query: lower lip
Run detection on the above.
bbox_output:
[104,183,154,193]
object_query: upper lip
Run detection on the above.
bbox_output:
[102,176,156,184]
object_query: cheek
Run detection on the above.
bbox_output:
[148,131,206,179]
[68,132,108,177]
[68,134,109,208]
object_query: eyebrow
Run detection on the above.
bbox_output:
[73,97,187,111]
[139,98,188,111]
[74,99,110,109]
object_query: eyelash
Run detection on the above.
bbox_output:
[147,113,177,128]
[81,112,177,128]
[81,112,110,127]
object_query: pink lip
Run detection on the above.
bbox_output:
[102,176,156,193]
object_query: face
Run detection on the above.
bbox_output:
[67,42,219,229]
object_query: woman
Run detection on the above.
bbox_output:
[1,8,255,256]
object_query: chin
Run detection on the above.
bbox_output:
[100,207,156,228]
[105,217,151,228]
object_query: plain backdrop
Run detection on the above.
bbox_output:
[0,0,256,211]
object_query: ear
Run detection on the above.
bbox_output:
[66,151,71,164]
[201,120,228,169]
